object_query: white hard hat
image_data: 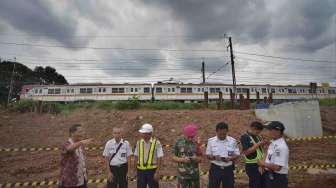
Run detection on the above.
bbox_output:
[139,123,153,133]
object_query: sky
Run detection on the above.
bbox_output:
[0,0,335,86]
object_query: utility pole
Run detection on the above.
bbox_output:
[7,57,16,106]
[228,37,236,102]
[202,59,205,84]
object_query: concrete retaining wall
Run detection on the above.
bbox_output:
[255,100,323,138]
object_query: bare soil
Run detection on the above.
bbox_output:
[0,106,335,188]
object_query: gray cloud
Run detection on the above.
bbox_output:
[271,0,336,53]
[0,0,334,85]
[0,0,90,48]
[141,0,272,44]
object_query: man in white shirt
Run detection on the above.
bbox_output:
[206,122,240,188]
[103,127,133,188]
[134,123,164,188]
[258,121,289,188]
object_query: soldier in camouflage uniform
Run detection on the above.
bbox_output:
[172,124,203,188]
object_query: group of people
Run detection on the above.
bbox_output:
[58,121,289,188]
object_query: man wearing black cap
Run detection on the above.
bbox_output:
[240,121,269,188]
[258,121,289,188]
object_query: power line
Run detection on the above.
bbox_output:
[0,41,334,63]
[206,62,230,80]
[234,51,335,63]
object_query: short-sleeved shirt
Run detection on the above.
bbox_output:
[240,132,263,160]
[134,137,164,165]
[206,136,240,167]
[59,138,87,187]
[103,138,133,166]
[173,138,202,180]
[265,137,289,174]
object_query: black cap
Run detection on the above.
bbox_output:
[250,121,264,130]
[264,121,285,132]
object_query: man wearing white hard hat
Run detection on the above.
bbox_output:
[134,123,164,188]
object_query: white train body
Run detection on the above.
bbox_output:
[20,83,336,102]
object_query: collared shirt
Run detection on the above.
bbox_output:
[59,138,87,187]
[206,136,240,167]
[134,137,164,165]
[103,138,132,166]
[265,137,289,174]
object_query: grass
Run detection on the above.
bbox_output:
[11,98,247,113]
[319,98,336,106]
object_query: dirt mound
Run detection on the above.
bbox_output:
[0,108,335,187]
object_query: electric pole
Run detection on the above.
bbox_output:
[228,37,236,101]
[7,57,16,106]
[202,60,205,84]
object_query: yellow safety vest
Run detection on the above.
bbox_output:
[244,135,264,163]
[137,138,157,170]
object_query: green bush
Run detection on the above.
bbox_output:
[115,96,141,110]
[142,101,204,110]
[13,100,36,113]
[97,101,116,111]
[319,98,336,106]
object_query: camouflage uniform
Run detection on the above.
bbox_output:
[173,138,202,188]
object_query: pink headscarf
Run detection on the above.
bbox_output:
[183,124,198,138]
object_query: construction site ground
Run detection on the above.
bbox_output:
[0,106,335,188]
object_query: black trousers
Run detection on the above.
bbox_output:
[208,163,234,188]
[137,168,159,188]
[245,163,266,188]
[265,171,288,188]
[107,163,128,188]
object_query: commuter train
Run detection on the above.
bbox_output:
[20,82,336,102]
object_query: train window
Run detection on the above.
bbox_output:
[181,87,192,93]
[98,88,102,93]
[271,88,275,93]
[172,88,175,92]
[71,89,74,93]
[103,88,106,92]
[119,88,125,93]
[39,89,42,94]
[144,87,150,93]
[135,88,138,92]
[55,88,61,94]
[112,88,118,93]
[48,89,54,94]
[202,88,205,92]
[168,88,171,92]
[34,89,38,94]
[328,89,336,94]
[130,88,134,92]
[197,88,201,92]
[242,88,249,93]
[225,88,228,92]
[262,88,267,93]
[156,87,162,93]
[80,88,86,93]
[67,89,70,93]
[236,88,241,93]
[80,88,92,94]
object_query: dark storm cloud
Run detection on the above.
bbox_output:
[272,0,336,53]
[141,0,272,44]
[0,0,90,48]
